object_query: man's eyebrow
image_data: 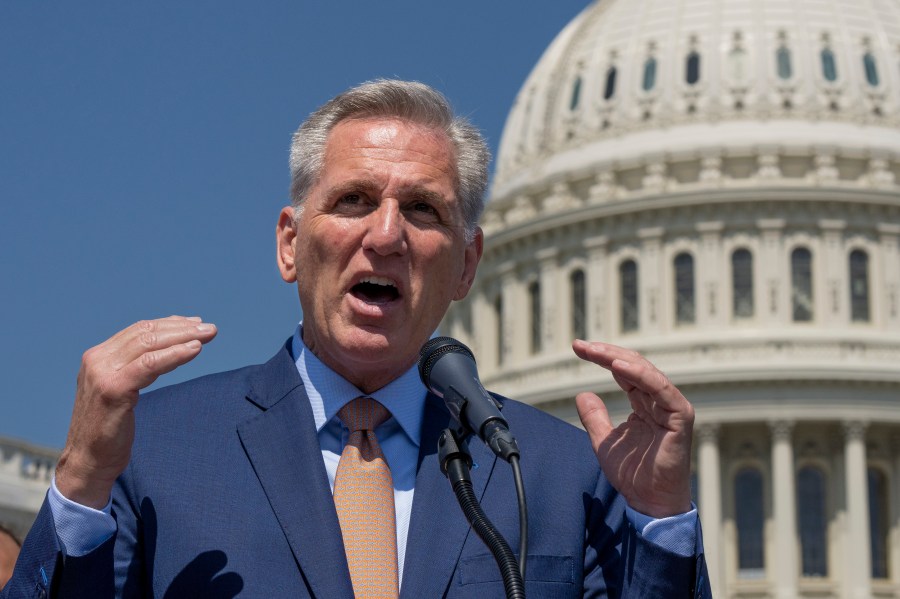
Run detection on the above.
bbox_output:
[324,180,450,205]
[323,179,380,198]
[396,186,447,205]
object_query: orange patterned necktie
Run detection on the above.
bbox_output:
[333,397,399,598]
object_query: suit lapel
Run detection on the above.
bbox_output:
[236,345,354,599]
[400,393,498,598]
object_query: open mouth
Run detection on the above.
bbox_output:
[350,276,400,304]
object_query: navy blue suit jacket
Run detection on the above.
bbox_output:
[3,342,710,598]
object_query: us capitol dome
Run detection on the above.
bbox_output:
[442,0,900,597]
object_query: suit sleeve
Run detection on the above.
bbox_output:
[0,497,119,599]
[1,472,147,599]
[581,472,712,598]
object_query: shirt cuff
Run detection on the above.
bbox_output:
[625,504,700,557]
[47,476,117,557]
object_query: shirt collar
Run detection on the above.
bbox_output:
[291,324,425,448]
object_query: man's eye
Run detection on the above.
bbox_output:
[340,193,361,204]
[412,202,436,214]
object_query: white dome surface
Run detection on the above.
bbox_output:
[492,0,900,201]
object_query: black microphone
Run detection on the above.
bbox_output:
[418,337,520,461]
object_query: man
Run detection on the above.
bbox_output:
[3,80,710,597]
[0,525,20,589]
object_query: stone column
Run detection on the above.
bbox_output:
[769,420,798,599]
[637,227,664,333]
[697,424,722,599]
[877,223,900,331]
[536,247,560,353]
[584,235,609,340]
[497,261,519,367]
[696,222,724,328]
[757,219,786,325]
[819,219,846,325]
[843,421,872,599]
[468,289,489,369]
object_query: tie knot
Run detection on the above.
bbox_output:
[338,397,390,433]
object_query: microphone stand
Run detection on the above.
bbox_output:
[438,428,526,599]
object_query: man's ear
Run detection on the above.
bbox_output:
[276,206,298,283]
[453,227,484,301]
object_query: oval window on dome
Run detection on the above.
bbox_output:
[529,280,541,354]
[849,249,870,322]
[642,57,657,91]
[791,247,814,322]
[494,294,503,366]
[732,249,754,319]
[686,51,701,85]
[620,260,639,332]
[863,52,879,86]
[569,76,582,111]
[820,48,838,82]
[603,66,617,100]
[570,269,587,340]
[675,253,695,324]
[776,46,792,80]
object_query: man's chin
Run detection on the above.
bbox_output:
[337,327,418,367]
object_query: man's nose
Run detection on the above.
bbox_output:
[362,200,407,256]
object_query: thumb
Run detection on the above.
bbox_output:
[576,391,614,455]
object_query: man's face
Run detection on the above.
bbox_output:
[277,117,482,392]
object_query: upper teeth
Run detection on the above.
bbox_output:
[360,276,395,287]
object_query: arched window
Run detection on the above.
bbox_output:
[869,467,890,578]
[675,253,695,324]
[791,247,814,322]
[863,53,879,86]
[494,295,504,366]
[776,45,792,79]
[686,51,701,85]
[529,281,541,354]
[569,76,582,111]
[735,467,765,576]
[732,249,754,318]
[620,260,639,332]
[821,47,838,81]
[850,250,870,322]
[642,57,657,91]
[797,466,828,576]
[571,269,587,340]
[603,66,617,100]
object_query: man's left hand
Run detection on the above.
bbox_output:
[573,339,694,518]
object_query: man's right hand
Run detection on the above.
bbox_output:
[55,316,217,508]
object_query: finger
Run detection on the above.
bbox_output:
[116,339,207,391]
[99,319,218,369]
[572,339,641,370]
[575,391,614,454]
[608,358,689,413]
[101,316,210,356]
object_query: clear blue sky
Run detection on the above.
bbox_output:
[0,1,590,448]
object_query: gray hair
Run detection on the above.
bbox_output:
[289,79,490,237]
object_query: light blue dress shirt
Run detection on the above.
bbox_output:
[48,324,699,580]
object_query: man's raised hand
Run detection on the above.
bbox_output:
[55,316,217,508]
[573,339,694,518]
